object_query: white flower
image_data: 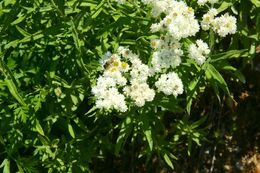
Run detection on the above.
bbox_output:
[197,0,208,6]
[201,8,218,31]
[212,13,237,37]
[208,0,218,4]
[151,39,163,49]
[150,23,162,33]
[197,0,218,5]
[92,76,127,112]
[95,87,128,112]
[148,1,200,40]
[152,1,169,17]
[123,80,155,107]
[188,39,210,65]
[151,36,183,72]
[103,70,127,86]
[155,72,184,97]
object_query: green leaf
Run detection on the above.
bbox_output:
[144,129,153,151]
[68,123,75,138]
[0,135,4,145]
[35,120,45,136]
[0,159,10,173]
[115,116,132,155]
[233,70,246,84]
[211,49,248,62]
[70,94,78,105]
[251,0,260,7]
[4,0,16,6]
[5,79,26,106]
[186,70,204,115]
[217,1,233,13]
[158,97,184,113]
[15,25,31,37]
[206,64,230,95]
[11,15,26,25]
[163,153,174,169]
[91,0,106,19]
[187,139,192,156]
[190,116,207,129]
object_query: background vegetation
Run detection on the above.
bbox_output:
[0,0,259,172]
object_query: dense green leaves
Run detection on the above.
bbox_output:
[0,0,259,172]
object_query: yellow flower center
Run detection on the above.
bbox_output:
[121,62,128,69]
[113,61,119,67]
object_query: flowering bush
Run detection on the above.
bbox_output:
[0,0,259,172]
[92,0,237,113]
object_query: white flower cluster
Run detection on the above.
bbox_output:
[212,13,237,37]
[201,9,237,37]
[145,1,210,66]
[92,46,185,112]
[92,47,156,112]
[145,0,200,40]
[92,76,128,112]
[155,72,183,97]
[197,0,218,6]
[92,0,238,112]
[201,8,218,31]
[150,35,183,73]
[119,47,155,107]
[92,53,130,112]
[188,39,210,65]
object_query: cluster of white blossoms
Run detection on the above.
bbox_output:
[92,53,130,112]
[92,47,157,112]
[188,39,210,65]
[201,8,218,31]
[155,72,183,97]
[92,0,238,112]
[119,47,155,107]
[201,8,237,37]
[92,46,183,112]
[211,13,237,37]
[150,35,183,73]
[143,0,210,68]
[197,0,218,6]
[144,0,200,40]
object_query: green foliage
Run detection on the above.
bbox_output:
[0,0,259,172]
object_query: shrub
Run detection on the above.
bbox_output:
[0,0,259,172]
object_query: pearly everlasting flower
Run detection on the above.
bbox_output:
[93,47,157,111]
[92,76,128,112]
[197,0,208,6]
[95,87,128,112]
[123,80,155,107]
[208,0,218,4]
[155,72,184,97]
[147,0,200,40]
[103,70,127,86]
[212,13,237,37]
[197,0,218,6]
[201,8,218,31]
[188,39,210,65]
[150,36,183,73]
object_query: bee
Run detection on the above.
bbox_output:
[103,55,118,70]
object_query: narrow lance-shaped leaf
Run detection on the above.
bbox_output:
[163,153,174,169]
[68,123,75,138]
[115,116,132,155]
[35,120,45,136]
[5,79,26,106]
[206,64,230,95]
